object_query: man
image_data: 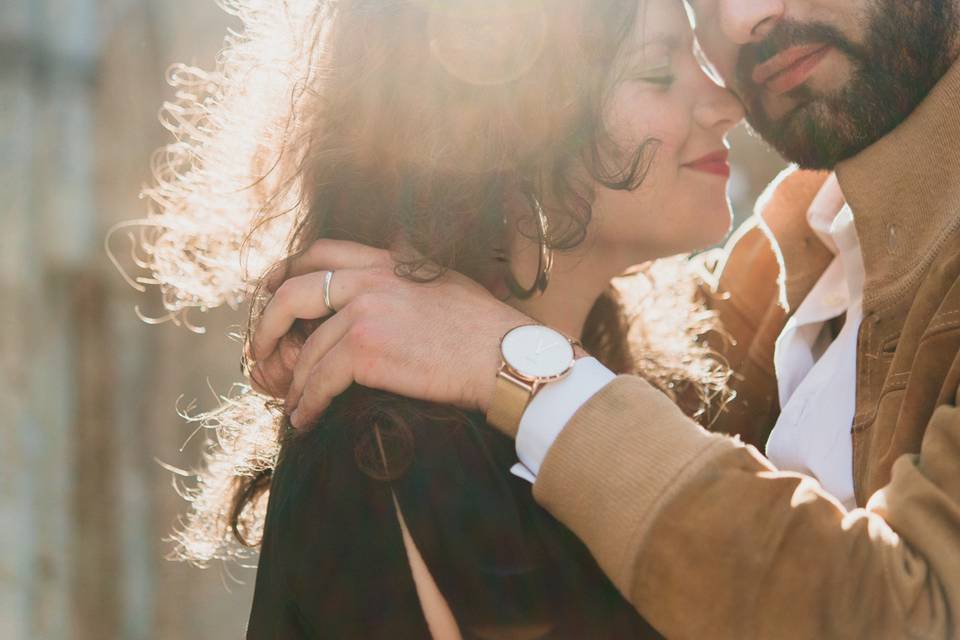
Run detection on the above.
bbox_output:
[250,0,960,637]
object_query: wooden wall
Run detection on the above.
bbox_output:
[2,1,255,638]
[0,2,786,639]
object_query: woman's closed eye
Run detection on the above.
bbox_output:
[634,65,676,87]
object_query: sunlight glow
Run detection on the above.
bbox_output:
[427,2,548,86]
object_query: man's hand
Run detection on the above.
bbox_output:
[247,239,531,429]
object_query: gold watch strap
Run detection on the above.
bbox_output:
[486,370,533,438]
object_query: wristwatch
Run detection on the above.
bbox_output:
[486,324,580,435]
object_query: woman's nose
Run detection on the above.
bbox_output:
[718,0,785,45]
[695,81,745,135]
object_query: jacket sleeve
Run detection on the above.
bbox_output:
[531,373,960,639]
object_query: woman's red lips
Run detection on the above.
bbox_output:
[752,44,831,95]
[683,149,730,178]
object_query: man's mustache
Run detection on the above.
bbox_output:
[734,21,866,96]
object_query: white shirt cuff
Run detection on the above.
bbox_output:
[510,357,616,484]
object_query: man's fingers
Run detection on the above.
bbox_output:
[284,308,353,410]
[249,335,302,398]
[252,270,333,361]
[289,342,356,429]
[252,268,379,360]
[264,239,392,293]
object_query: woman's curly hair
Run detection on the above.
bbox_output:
[110,0,732,568]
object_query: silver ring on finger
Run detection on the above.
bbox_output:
[322,270,337,314]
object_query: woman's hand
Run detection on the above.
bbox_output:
[247,239,531,428]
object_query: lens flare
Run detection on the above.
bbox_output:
[427,2,548,86]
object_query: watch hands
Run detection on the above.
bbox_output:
[535,340,561,355]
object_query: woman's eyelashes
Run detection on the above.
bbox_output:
[634,65,676,88]
[642,73,676,87]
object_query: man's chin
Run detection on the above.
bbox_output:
[746,103,857,170]
[755,93,805,126]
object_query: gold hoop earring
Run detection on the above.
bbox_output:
[505,190,553,300]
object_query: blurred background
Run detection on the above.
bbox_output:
[0,1,786,638]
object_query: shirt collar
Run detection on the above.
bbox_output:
[789,190,864,324]
[805,173,845,255]
[835,55,960,310]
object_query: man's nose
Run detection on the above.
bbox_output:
[719,0,785,44]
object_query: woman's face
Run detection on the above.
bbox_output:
[587,0,745,262]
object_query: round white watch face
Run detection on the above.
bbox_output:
[501,325,575,379]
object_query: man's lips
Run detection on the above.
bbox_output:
[682,149,730,178]
[752,44,831,95]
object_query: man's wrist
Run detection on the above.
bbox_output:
[475,343,501,415]
[483,321,588,436]
[474,315,535,414]
[515,356,616,479]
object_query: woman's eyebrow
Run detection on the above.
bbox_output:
[622,33,681,60]
[618,35,680,72]
[640,34,681,51]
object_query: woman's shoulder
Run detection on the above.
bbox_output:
[255,390,657,637]
[250,396,448,637]
[272,392,542,566]
[254,396,531,615]
[267,392,518,544]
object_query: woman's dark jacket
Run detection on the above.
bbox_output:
[246,389,661,639]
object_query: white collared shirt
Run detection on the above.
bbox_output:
[512,174,865,511]
[766,175,863,509]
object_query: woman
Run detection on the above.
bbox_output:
[133,0,743,636]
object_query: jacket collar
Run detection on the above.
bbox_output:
[836,55,960,311]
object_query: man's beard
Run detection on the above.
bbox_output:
[736,0,958,169]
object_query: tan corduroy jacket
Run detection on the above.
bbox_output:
[528,58,960,638]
